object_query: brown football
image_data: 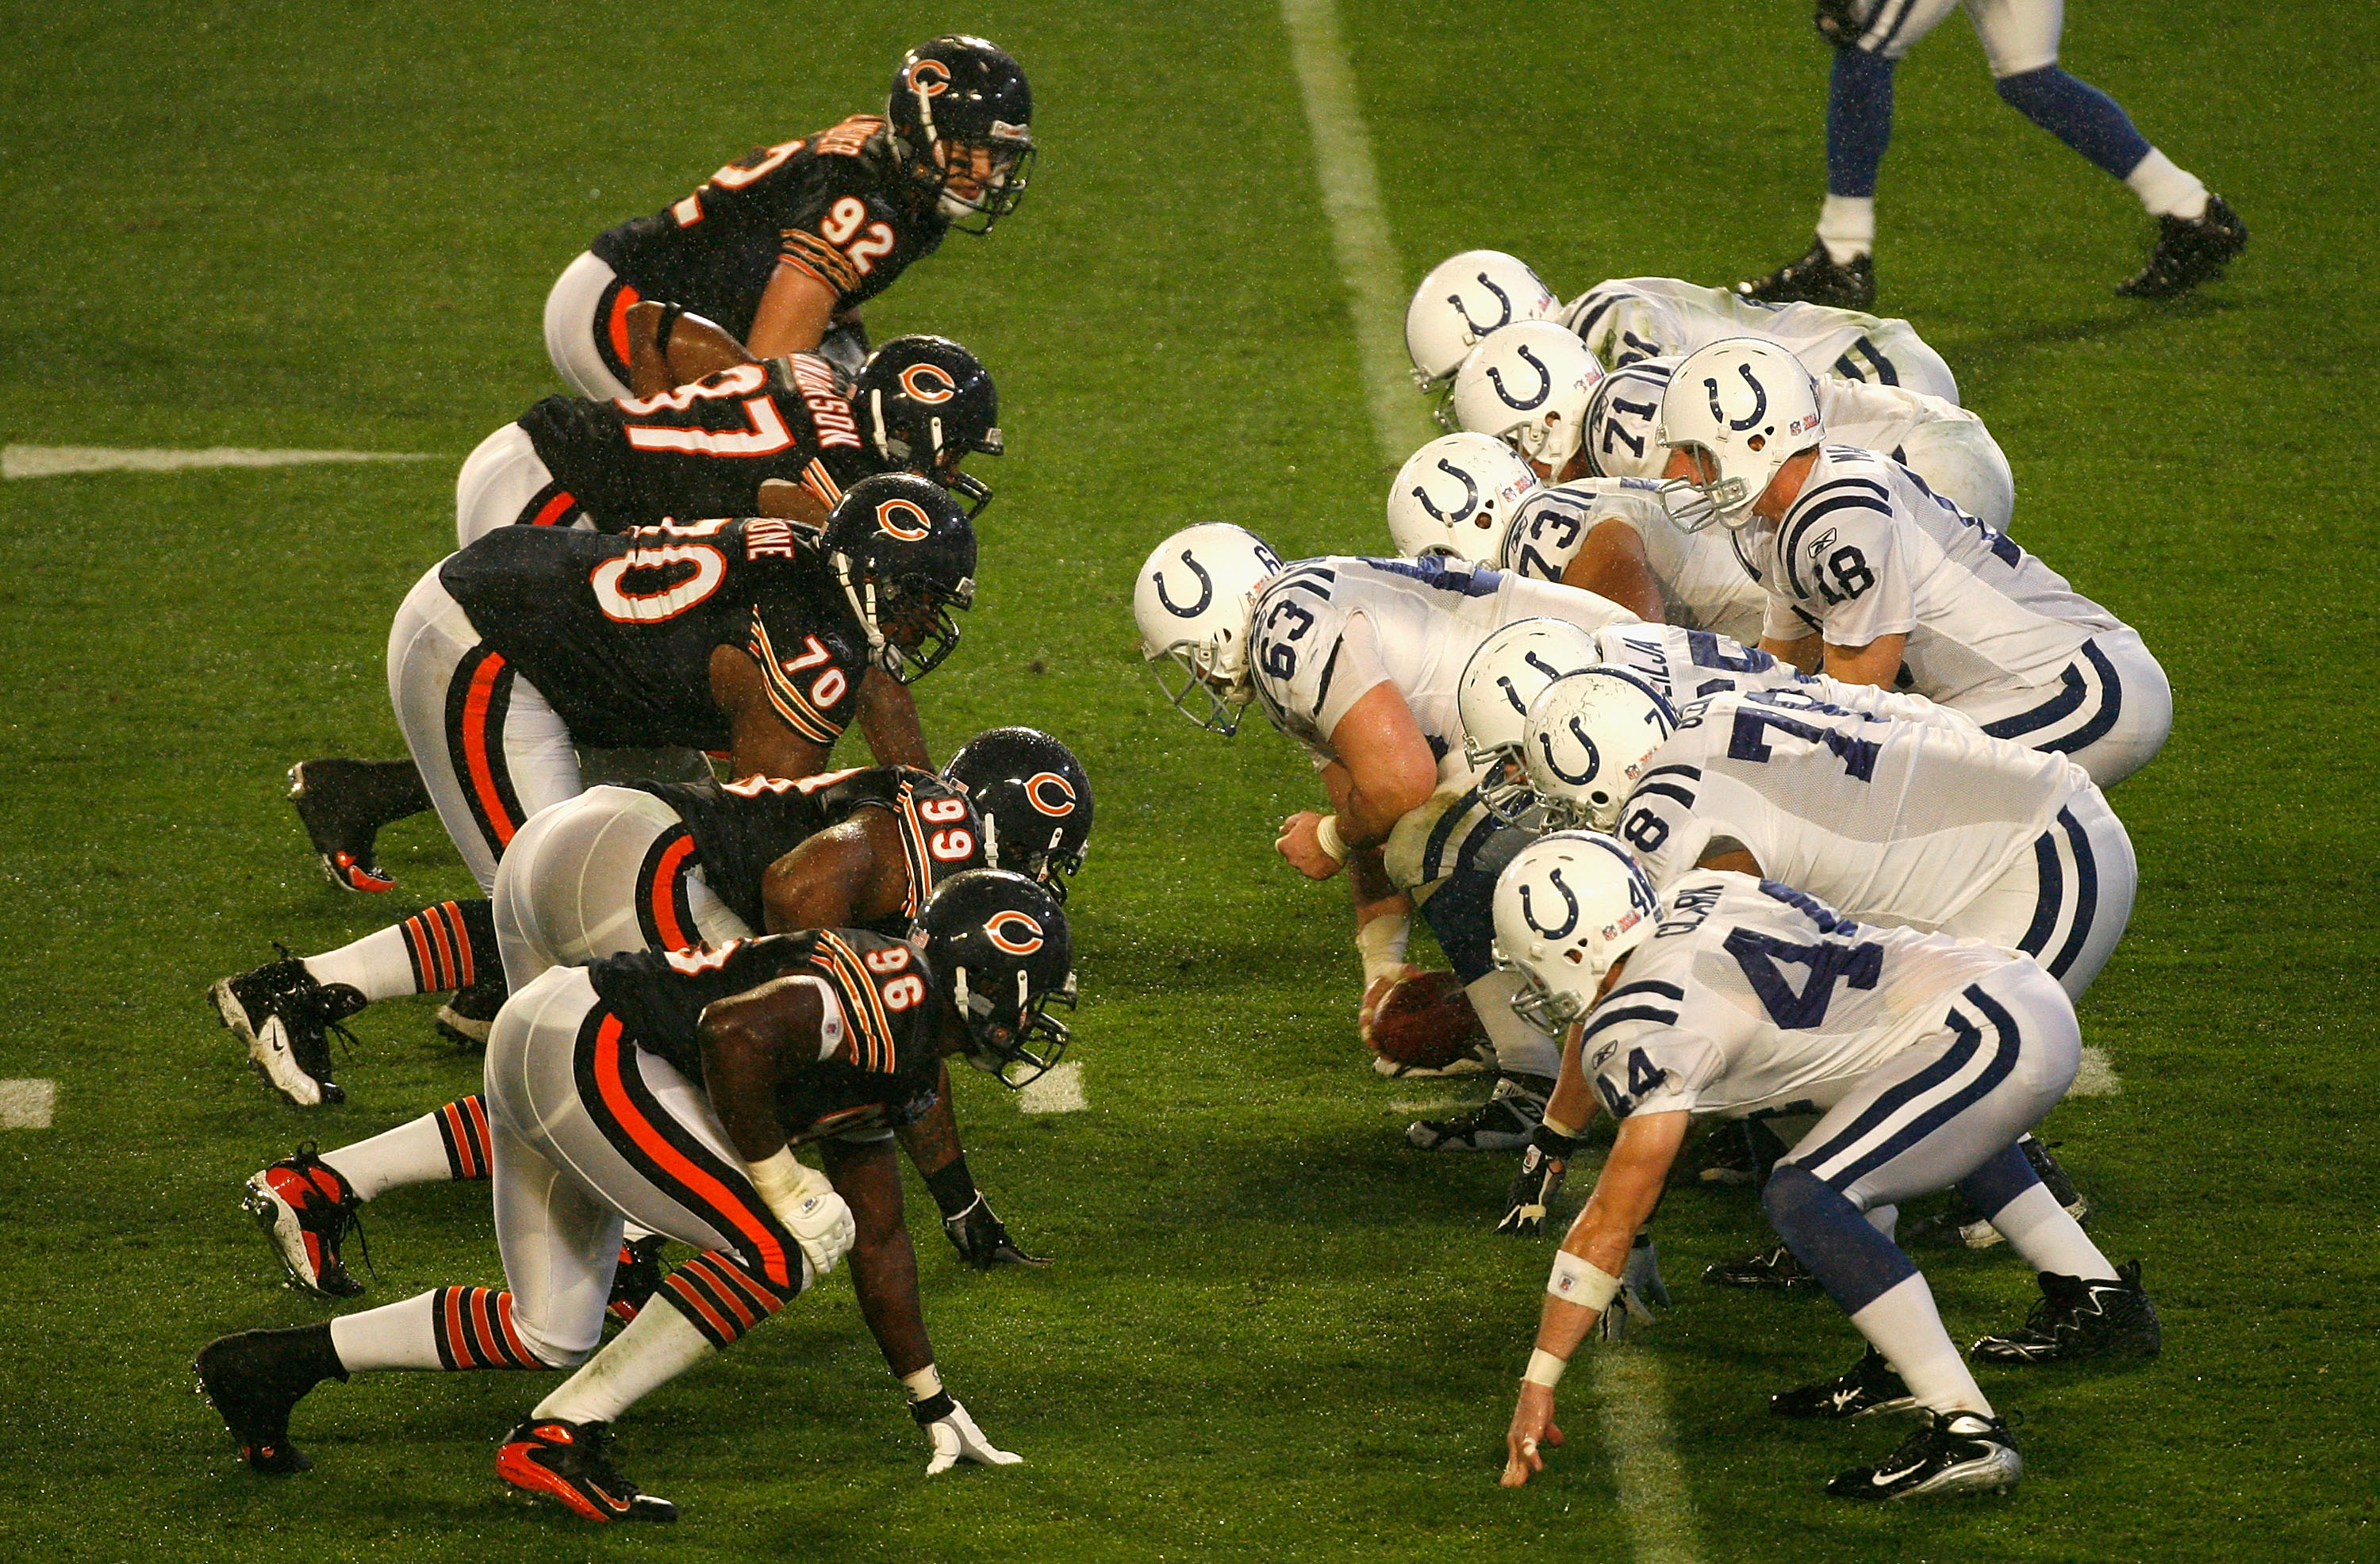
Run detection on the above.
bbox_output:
[1370,969,1488,1069]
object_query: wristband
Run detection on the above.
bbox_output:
[1314,815,1349,863]
[1540,1110,1581,1141]
[923,1155,980,1220]
[902,1363,954,1424]
[1522,1347,1569,1389]
[1548,1250,1623,1312]
[1356,913,1412,988]
[744,1146,807,1218]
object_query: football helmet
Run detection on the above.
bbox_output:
[1386,434,1542,563]
[1404,250,1562,408]
[1491,831,1660,1032]
[942,727,1093,899]
[1518,668,1679,831]
[854,335,1002,517]
[888,36,1034,233]
[1453,619,1606,821]
[821,473,978,683]
[912,868,1074,1087]
[1582,359,1676,481]
[1655,337,1824,531]
[1450,322,1606,477]
[1133,523,1283,735]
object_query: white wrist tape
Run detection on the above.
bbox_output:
[745,1147,818,1222]
[1315,815,1349,863]
[901,1364,944,1403]
[1356,914,1412,988]
[1523,1347,1569,1389]
[1548,1250,1623,1312]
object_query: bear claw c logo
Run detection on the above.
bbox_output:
[985,910,1045,955]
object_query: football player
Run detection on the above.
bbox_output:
[197,871,1073,1522]
[213,475,976,1106]
[1402,249,1564,423]
[1132,525,1637,1150]
[1737,0,2244,306]
[241,733,1093,1297]
[1493,839,2155,1500]
[544,36,1032,399]
[1658,338,2170,787]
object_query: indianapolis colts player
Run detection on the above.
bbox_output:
[1491,838,2155,1501]
[1403,250,1564,424]
[1131,524,1637,1149]
[1657,338,2169,787]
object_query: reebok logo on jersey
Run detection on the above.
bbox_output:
[1807,526,1838,563]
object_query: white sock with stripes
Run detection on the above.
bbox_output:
[533,1301,716,1425]
[322,1111,463,1202]
[305,925,421,1002]
[1848,1273,1993,1417]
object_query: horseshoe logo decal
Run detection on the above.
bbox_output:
[1412,458,1480,523]
[1535,719,1603,786]
[1705,362,1770,431]
[1154,550,1214,618]
[1451,273,1514,336]
[1488,345,1552,411]
[1520,868,1582,939]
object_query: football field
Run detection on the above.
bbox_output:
[3,1,2376,1558]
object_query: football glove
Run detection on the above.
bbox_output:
[916,1397,1023,1476]
[1497,1123,1587,1236]
[750,1153,855,1279]
[1814,0,1866,47]
[1594,1236,1671,1343]
[942,1192,1050,1269]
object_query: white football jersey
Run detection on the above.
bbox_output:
[1500,477,1769,643]
[1586,357,1980,484]
[1576,870,2013,1122]
[1585,623,1976,730]
[1614,688,2092,933]
[1246,556,1636,782]
[1564,278,1935,388]
[1737,446,2122,711]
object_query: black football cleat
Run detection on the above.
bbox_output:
[1737,237,1877,310]
[1772,1347,1921,1420]
[244,1144,369,1299]
[1406,1075,1549,1152]
[2117,195,2247,299]
[1971,1259,2161,1364]
[1827,1409,2021,1500]
[434,968,509,1049]
[605,1236,671,1324]
[1704,1243,1820,1291]
[194,1324,347,1475]
[288,761,405,893]
[497,1418,677,1524]
[209,948,366,1107]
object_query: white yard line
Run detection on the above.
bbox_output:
[1588,1346,1707,1564]
[1277,0,1433,469]
[2070,1045,2121,1097]
[0,1079,56,1129]
[1016,1060,1086,1114]
[4,445,440,479]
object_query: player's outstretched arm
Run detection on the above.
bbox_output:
[758,818,892,933]
[855,667,932,770]
[701,976,857,1278]
[821,1137,935,1373]
[1759,630,1823,673]
[1820,631,1907,690]
[1277,687,1437,880]
[902,1079,1050,1269]
[1561,519,1666,623]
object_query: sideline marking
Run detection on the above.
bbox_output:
[4,445,440,479]
[1017,1060,1086,1114]
[0,1079,56,1129]
[1588,1345,1706,1564]
[2070,1045,2121,1097]
[1278,0,1434,468]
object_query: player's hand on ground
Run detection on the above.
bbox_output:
[1496,1125,1582,1237]
[942,1192,1050,1269]
[1501,1385,1564,1487]
[923,1401,1023,1475]
[1357,963,1426,1047]
[1274,811,1345,880]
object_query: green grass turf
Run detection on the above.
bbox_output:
[1,0,2375,1558]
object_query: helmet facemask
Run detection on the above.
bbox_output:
[840,559,973,684]
[954,964,1074,1086]
[1149,631,1253,736]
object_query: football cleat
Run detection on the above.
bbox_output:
[194,1324,346,1475]
[1772,1347,1921,1420]
[288,760,399,893]
[1703,1243,1819,1291]
[1971,1259,2160,1365]
[606,1236,670,1324]
[209,948,365,1107]
[497,1417,677,1524]
[433,969,508,1048]
[2117,195,2248,299]
[1736,237,1877,310]
[244,1144,368,1299]
[1406,1074,1548,1152]
[1825,1409,2021,1501]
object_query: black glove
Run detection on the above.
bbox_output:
[1594,1233,1671,1342]
[1814,0,1867,48]
[942,1192,1050,1269]
[1496,1124,1586,1236]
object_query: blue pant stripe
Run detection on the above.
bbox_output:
[1825,986,2025,1190]
[1791,1020,1983,1177]
[2018,822,2066,960]
[2046,807,2100,978]
[2038,640,2125,756]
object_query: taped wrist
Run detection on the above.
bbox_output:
[1530,1121,1586,1160]
[1314,814,1349,863]
[923,1155,980,1221]
[1548,1249,1623,1312]
[1356,913,1412,988]
[744,1147,812,1225]
[1522,1347,1568,1389]
[904,1363,954,1424]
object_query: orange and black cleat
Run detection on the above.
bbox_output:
[497,1418,677,1523]
[288,760,408,893]
[244,1144,369,1299]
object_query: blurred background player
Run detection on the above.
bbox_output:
[545,36,1033,397]
[1737,0,2244,305]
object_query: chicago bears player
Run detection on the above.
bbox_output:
[1132,524,1637,1148]
[1491,839,2154,1500]
[241,736,1092,1298]
[197,871,1073,1522]
[213,476,975,1106]
[545,36,1032,399]
[1737,0,2244,305]
[1658,338,2169,787]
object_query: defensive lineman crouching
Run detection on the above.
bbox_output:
[196,870,1073,1521]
